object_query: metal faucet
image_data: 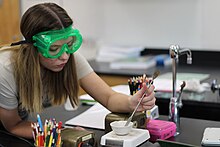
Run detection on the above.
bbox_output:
[168,44,192,136]
[211,79,220,96]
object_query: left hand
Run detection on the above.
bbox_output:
[129,82,156,112]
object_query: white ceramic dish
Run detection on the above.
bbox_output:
[110,120,133,136]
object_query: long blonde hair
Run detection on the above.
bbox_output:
[10,3,79,112]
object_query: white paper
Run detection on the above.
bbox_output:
[67,85,130,129]
[65,103,111,129]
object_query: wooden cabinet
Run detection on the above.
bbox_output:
[0,0,21,45]
[98,74,129,86]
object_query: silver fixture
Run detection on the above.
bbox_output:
[168,44,192,136]
[211,79,220,96]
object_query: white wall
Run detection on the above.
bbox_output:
[20,0,62,13]
[20,0,220,52]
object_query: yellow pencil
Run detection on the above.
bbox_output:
[48,132,53,147]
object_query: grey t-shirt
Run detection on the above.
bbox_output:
[0,50,93,115]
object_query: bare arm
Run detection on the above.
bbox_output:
[0,107,33,139]
[79,72,155,113]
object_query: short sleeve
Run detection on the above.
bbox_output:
[0,51,18,109]
[74,51,94,80]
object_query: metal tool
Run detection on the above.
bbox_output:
[125,70,160,126]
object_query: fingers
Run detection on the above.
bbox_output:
[131,81,156,111]
[141,96,156,110]
[140,85,156,110]
[136,83,155,98]
[145,84,155,96]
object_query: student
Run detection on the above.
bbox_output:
[0,2,155,138]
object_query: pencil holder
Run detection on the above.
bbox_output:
[34,142,63,147]
[127,73,150,95]
[32,115,63,147]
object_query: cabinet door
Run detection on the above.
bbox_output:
[0,0,21,45]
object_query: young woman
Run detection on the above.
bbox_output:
[0,2,155,138]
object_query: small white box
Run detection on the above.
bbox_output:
[146,105,159,119]
[201,127,220,146]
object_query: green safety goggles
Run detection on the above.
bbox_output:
[33,25,82,58]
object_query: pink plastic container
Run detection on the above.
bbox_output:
[146,119,176,142]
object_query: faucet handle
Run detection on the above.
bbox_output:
[177,101,183,108]
[211,79,220,96]
[169,44,180,59]
[177,81,186,108]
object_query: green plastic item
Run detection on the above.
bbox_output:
[33,25,82,58]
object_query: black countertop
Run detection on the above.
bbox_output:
[27,105,220,146]
[1,104,220,147]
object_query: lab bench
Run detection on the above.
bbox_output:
[2,104,220,147]
[88,49,220,121]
